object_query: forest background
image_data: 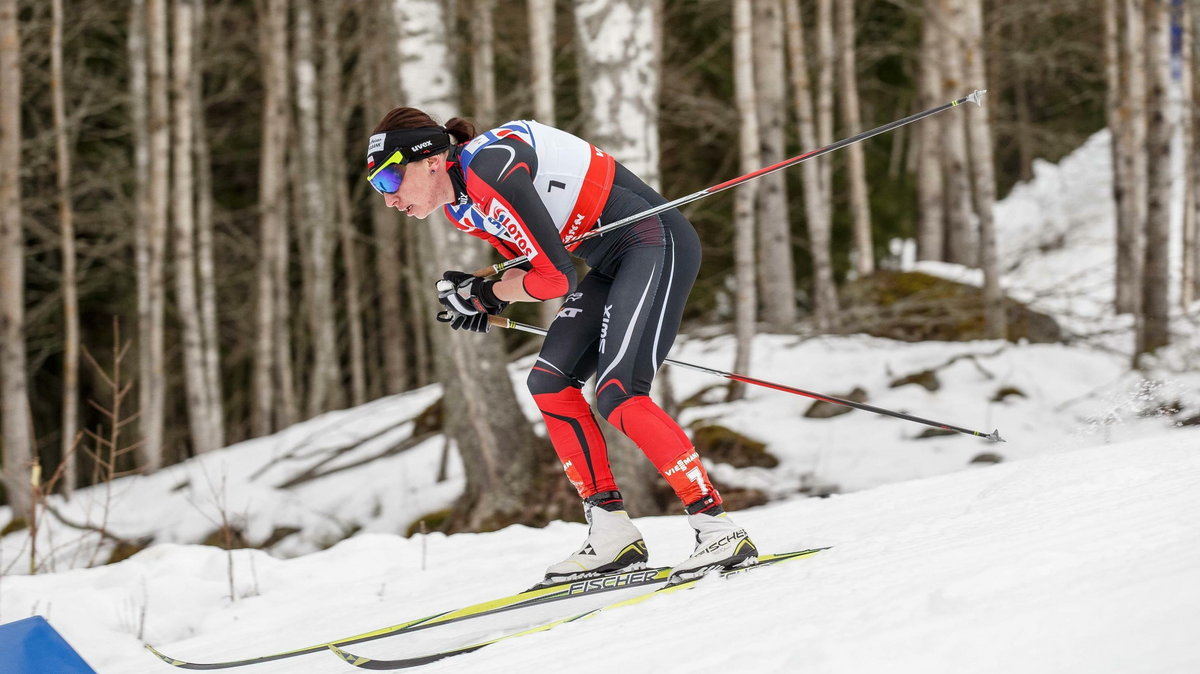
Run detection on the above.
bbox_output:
[1,0,1196,535]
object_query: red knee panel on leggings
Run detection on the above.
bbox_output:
[607,396,722,506]
[533,388,615,498]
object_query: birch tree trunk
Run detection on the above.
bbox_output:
[52,0,79,492]
[1010,20,1034,183]
[1118,0,1147,314]
[528,0,555,124]
[471,0,496,125]
[815,0,835,205]
[295,0,341,417]
[275,169,299,428]
[752,0,797,329]
[402,226,433,385]
[785,0,838,329]
[362,8,410,395]
[394,0,570,530]
[253,0,288,436]
[938,0,974,266]
[528,0,559,328]
[1137,0,1172,360]
[573,0,661,189]
[962,0,1004,339]
[729,0,760,402]
[1191,0,1200,305]
[371,189,411,395]
[1193,1,1200,305]
[1,0,34,520]
[724,0,763,400]
[172,0,216,455]
[1105,0,1136,311]
[130,0,156,467]
[321,1,367,407]
[1181,0,1196,308]
[144,0,170,466]
[193,0,223,449]
[836,0,874,277]
[917,0,946,261]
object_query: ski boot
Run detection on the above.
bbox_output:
[668,505,758,585]
[539,491,649,587]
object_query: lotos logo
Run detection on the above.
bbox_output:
[565,292,583,303]
[487,200,538,261]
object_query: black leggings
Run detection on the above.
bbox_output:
[530,163,700,414]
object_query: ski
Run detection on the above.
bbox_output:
[328,548,827,670]
[145,564,677,670]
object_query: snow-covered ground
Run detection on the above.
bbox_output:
[2,130,1198,672]
[5,428,1199,673]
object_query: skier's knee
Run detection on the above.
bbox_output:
[528,363,584,400]
[595,380,634,420]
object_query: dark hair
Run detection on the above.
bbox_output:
[372,106,476,144]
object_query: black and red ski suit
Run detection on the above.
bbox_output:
[443,120,720,513]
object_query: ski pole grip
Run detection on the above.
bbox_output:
[470,263,502,278]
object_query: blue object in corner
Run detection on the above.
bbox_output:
[0,615,97,674]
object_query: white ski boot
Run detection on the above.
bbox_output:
[668,510,758,585]
[541,492,649,586]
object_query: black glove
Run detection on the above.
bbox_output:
[436,310,491,333]
[437,270,507,316]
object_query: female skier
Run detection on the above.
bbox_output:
[365,107,757,585]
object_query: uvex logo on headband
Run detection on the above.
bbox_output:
[366,127,453,167]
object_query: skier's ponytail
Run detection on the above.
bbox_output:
[444,117,477,144]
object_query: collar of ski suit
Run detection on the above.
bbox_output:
[446,144,471,206]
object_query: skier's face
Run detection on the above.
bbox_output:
[382,155,453,219]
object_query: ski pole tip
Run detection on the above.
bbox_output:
[986,428,1005,443]
[968,89,988,106]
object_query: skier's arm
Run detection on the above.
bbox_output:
[465,266,534,302]
[465,139,576,302]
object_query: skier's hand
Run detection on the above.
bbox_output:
[436,310,491,333]
[437,270,507,316]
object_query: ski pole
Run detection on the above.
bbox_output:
[486,315,1004,443]
[472,90,988,278]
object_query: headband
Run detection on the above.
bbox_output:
[365,127,456,171]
